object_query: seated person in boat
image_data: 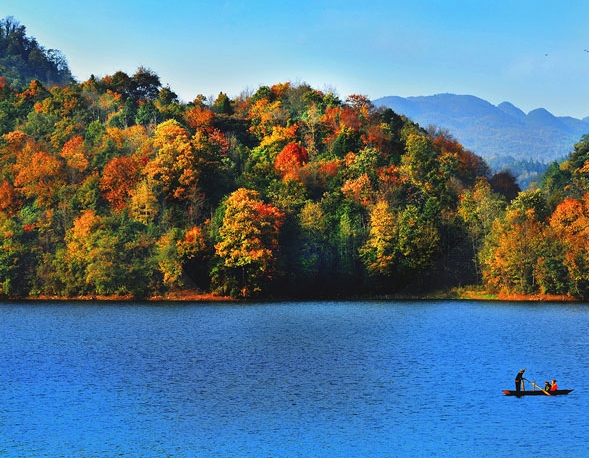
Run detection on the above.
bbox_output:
[544,381,551,391]
[550,379,558,391]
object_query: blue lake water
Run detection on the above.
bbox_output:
[1,300,588,457]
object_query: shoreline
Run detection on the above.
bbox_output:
[5,288,581,303]
[448,287,577,302]
[15,290,236,303]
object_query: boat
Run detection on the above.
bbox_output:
[504,375,573,396]
[502,389,573,396]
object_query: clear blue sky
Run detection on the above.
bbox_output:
[2,0,589,118]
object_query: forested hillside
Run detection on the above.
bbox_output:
[2,18,589,300]
[374,94,589,189]
[0,17,73,90]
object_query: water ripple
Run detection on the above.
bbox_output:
[0,301,588,456]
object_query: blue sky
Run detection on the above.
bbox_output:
[2,0,589,118]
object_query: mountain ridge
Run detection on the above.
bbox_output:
[373,93,589,187]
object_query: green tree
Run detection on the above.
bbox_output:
[401,131,440,196]
[335,204,364,290]
[130,66,161,102]
[508,189,550,222]
[458,178,506,278]
[62,210,156,297]
[155,226,208,289]
[0,214,30,296]
[397,205,441,281]
[287,200,332,296]
[212,92,233,115]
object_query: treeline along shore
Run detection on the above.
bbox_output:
[2,16,589,301]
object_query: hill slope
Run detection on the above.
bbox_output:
[373,94,589,186]
[0,16,73,88]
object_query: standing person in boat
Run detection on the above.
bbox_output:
[515,369,526,392]
[550,379,558,391]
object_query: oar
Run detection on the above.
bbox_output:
[524,378,551,396]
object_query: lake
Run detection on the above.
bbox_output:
[0,300,588,457]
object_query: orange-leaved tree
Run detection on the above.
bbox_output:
[100,156,141,211]
[549,194,589,297]
[60,135,89,183]
[13,150,66,206]
[274,142,308,181]
[479,201,551,295]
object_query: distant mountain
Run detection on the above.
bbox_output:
[373,94,589,187]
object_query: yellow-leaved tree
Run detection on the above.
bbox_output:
[214,188,284,297]
[360,200,397,276]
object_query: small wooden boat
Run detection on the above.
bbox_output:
[502,389,573,396]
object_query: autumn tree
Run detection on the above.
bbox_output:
[430,129,490,186]
[129,178,159,225]
[479,204,549,295]
[320,104,361,157]
[99,155,141,211]
[274,142,308,181]
[247,97,287,141]
[0,57,513,300]
[214,188,284,297]
[13,150,66,206]
[0,180,18,215]
[60,135,89,183]
[89,124,148,170]
[360,200,397,277]
[144,119,197,201]
[299,101,323,157]
[549,194,589,297]
[185,104,215,131]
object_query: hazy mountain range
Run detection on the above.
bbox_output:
[373,94,589,186]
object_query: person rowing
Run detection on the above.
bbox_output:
[515,368,526,393]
